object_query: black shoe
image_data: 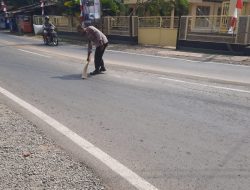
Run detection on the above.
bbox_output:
[90,70,100,75]
[99,67,106,72]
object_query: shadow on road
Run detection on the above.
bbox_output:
[51,74,84,80]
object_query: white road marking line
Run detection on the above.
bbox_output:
[0,86,159,190]
[108,49,200,63]
[158,77,250,94]
[18,49,51,58]
[2,35,249,68]
[108,50,250,68]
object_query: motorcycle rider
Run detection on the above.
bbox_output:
[43,16,55,42]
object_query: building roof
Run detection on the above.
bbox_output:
[8,1,57,15]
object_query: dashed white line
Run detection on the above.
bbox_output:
[18,49,51,58]
[158,77,250,94]
[0,85,159,190]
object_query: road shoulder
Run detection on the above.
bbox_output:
[0,102,106,190]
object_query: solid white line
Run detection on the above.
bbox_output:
[158,77,250,94]
[18,49,51,58]
[108,49,200,63]
[0,86,159,190]
[108,50,250,68]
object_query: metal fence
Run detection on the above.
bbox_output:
[237,16,250,44]
[33,15,79,32]
[186,15,231,33]
[179,15,250,45]
[32,15,250,45]
[102,16,138,37]
[103,16,130,36]
[33,15,178,37]
[138,16,179,28]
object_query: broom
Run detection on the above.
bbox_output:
[81,60,90,79]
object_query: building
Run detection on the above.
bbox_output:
[123,0,250,17]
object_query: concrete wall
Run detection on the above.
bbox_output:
[246,3,250,15]
[138,28,177,47]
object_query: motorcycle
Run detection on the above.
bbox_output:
[43,26,58,46]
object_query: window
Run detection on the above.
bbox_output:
[217,7,221,15]
[196,6,210,16]
[196,6,211,27]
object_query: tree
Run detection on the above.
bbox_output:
[63,0,79,15]
[133,0,172,16]
[132,0,188,17]
[101,0,119,16]
[173,0,188,16]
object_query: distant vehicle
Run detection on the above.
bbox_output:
[33,24,58,46]
[43,25,58,46]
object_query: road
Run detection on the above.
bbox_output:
[0,32,250,190]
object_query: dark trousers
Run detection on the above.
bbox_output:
[94,43,108,70]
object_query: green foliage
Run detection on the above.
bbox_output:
[136,0,173,16]
[101,0,119,16]
[118,2,127,16]
[61,0,80,15]
[6,0,189,17]
[135,0,188,16]
[173,0,189,16]
[64,0,79,7]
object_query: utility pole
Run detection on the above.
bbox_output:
[175,0,185,50]
[40,0,45,16]
[80,0,84,26]
[1,0,7,13]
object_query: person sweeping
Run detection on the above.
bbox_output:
[77,25,108,75]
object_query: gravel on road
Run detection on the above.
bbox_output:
[0,103,107,190]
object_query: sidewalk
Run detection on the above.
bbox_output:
[8,30,250,66]
[0,102,107,190]
[57,32,250,66]
[105,44,250,66]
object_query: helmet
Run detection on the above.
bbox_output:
[45,16,49,20]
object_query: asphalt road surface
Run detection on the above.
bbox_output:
[0,32,250,190]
